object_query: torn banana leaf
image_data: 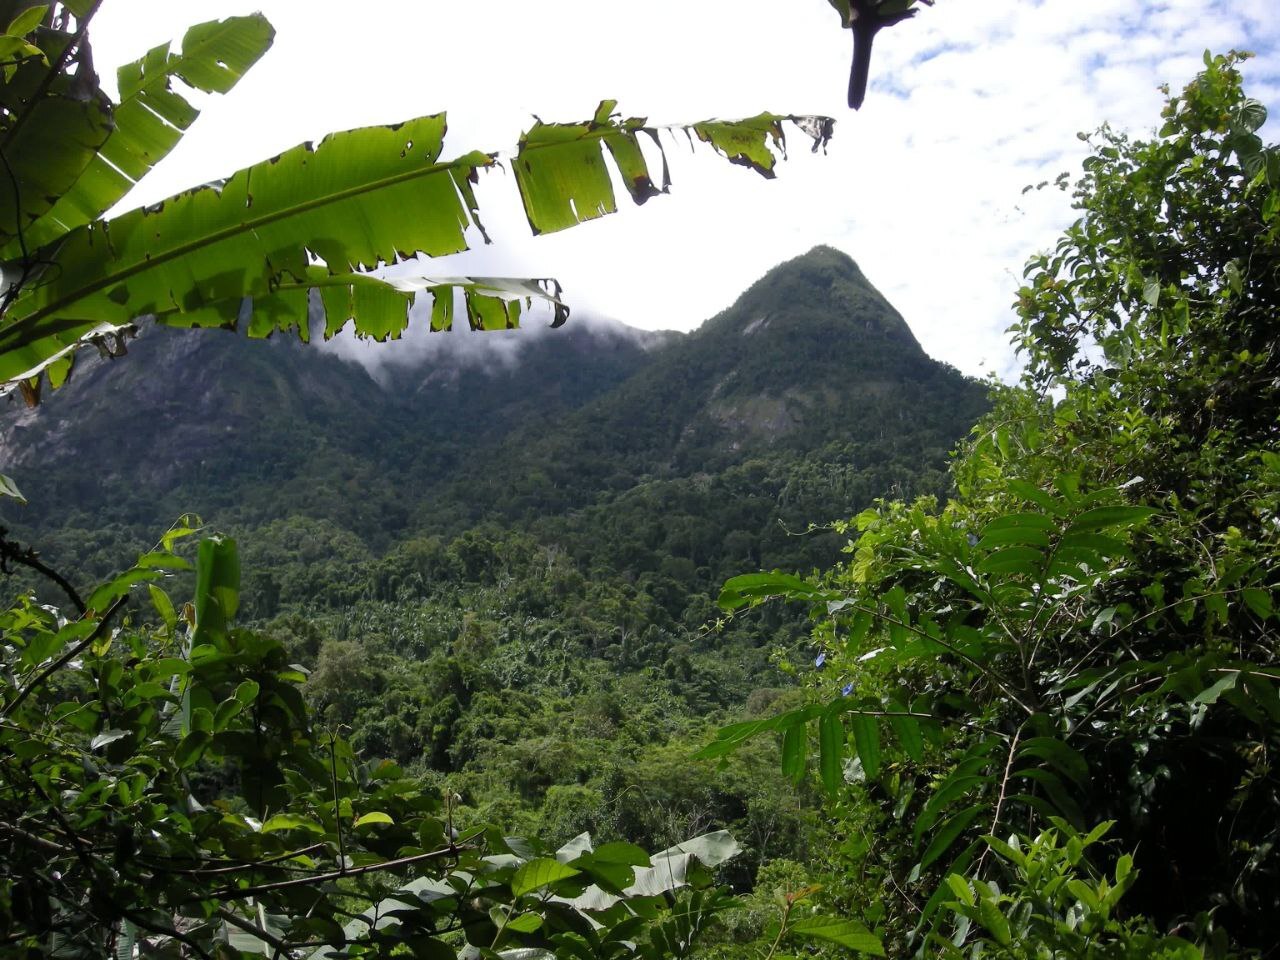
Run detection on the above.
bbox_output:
[0,273,565,403]
[2,14,275,258]
[0,112,495,385]
[157,272,568,342]
[0,81,113,250]
[515,102,834,235]
[1,101,832,394]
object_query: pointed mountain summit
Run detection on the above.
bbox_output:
[426,246,988,540]
[703,245,921,352]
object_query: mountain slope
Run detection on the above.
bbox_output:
[1,246,987,600]
[423,247,987,578]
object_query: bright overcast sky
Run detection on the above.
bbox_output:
[88,1,1279,379]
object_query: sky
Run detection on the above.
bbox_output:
[87,1,1280,380]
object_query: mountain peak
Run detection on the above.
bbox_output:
[700,245,921,354]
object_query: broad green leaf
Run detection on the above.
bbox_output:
[976,545,1043,577]
[1242,587,1273,620]
[1017,737,1089,786]
[353,811,394,828]
[511,858,580,898]
[1236,98,1268,133]
[789,916,885,956]
[692,114,788,179]
[0,87,112,248]
[148,584,178,631]
[0,472,25,503]
[694,706,820,759]
[193,537,240,647]
[212,698,243,730]
[944,874,974,906]
[592,842,651,866]
[1065,505,1158,534]
[1142,278,1161,306]
[977,897,1011,946]
[982,512,1056,533]
[887,706,924,762]
[513,108,828,236]
[136,551,192,571]
[980,834,1027,868]
[174,729,211,768]
[505,913,543,934]
[9,15,275,255]
[719,571,822,611]
[5,5,48,38]
[1008,480,1069,515]
[514,108,623,235]
[781,721,807,784]
[8,113,480,312]
[920,805,986,870]
[849,714,881,780]
[84,566,164,614]
[819,710,845,797]
[1191,672,1239,706]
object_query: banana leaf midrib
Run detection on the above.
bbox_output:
[14,149,494,329]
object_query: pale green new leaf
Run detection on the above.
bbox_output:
[260,813,325,834]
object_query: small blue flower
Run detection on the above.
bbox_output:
[842,682,854,697]
[814,652,826,668]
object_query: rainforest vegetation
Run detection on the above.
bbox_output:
[2,3,1279,959]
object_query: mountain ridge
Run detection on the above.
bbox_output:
[1,246,987,596]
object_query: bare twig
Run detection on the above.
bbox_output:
[0,818,74,856]
[975,723,1025,876]
[216,908,290,960]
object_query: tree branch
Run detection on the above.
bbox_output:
[0,528,85,614]
[198,842,472,904]
[1,594,126,718]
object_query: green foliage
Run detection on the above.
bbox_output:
[0,533,751,957]
[706,53,1279,956]
[935,822,1227,959]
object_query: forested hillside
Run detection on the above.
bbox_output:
[1,247,986,867]
[1,245,985,618]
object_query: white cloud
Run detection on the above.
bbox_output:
[88,1,1280,381]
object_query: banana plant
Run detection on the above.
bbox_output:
[0,3,834,400]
